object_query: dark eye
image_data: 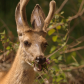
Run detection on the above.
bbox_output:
[24,41,31,46]
[44,43,48,48]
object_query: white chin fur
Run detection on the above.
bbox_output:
[34,67,37,72]
[26,61,37,72]
[26,61,32,66]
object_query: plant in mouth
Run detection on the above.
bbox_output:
[31,59,50,71]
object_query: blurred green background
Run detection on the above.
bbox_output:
[0,0,84,83]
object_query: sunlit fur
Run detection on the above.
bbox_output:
[0,31,47,84]
[0,0,56,83]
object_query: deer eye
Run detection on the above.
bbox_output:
[44,43,48,48]
[24,41,31,46]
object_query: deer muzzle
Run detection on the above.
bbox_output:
[34,55,46,71]
[35,55,46,64]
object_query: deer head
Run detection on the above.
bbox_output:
[15,0,56,71]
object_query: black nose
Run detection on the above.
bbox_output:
[35,55,46,64]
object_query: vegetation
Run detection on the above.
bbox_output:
[0,0,84,84]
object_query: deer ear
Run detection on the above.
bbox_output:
[15,3,23,28]
[31,5,45,31]
[15,2,24,36]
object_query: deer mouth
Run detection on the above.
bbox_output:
[34,59,50,71]
[34,63,46,71]
[25,59,49,71]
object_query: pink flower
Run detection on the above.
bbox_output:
[46,59,50,64]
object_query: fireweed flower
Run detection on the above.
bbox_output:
[46,59,50,64]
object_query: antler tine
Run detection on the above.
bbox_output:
[43,0,56,32]
[20,0,30,27]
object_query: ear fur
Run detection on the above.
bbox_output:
[15,2,23,28]
[15,3,24,37]
[15,2,25,42]
[31,5,45,31]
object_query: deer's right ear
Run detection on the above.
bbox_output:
[15,2,24,36]
[31,5,45,31]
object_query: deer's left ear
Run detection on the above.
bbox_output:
[31,5,45,31]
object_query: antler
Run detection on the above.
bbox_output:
[43,0,56,32]
[20,0,30,27]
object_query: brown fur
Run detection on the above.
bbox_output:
[0,32,47,84]
[0,46,35,84]
[0,0,56,84]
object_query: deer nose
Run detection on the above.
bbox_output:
[35,55,46,64]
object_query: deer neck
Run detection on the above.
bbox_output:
[2,46,35,84]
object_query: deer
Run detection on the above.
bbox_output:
[0,0,56,84]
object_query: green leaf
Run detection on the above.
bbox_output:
[60,11,64,14]
[49,25,53,28]
[50,46,56,53]
[58,56,62,61]
[71,52,76,57]
[55,52,60,57]
[52,35,58,42]
[53,59,58,63]
[55,14,59,19]
[60,73,66,78]
[50,20,53,23]
[50,54,56,60]
[53,71,56,75]
[63,35,67,41]
[1,35,5,39]
[48,29,55,36]
[61,19,64,23]
[0,30,5,34]
[62,42,66,47]
[56,77,63,82]
[50,52,60,60]
[52,78,56,82]
[64,23,68,27]
[56,25,61,29]
[6,46,11,50]
[7,38,9,42]
[55,66,60,72]
[70,63,79,67]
